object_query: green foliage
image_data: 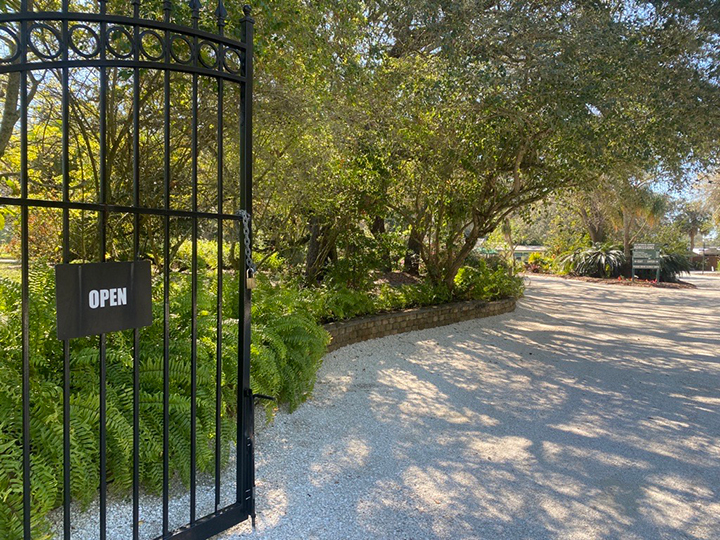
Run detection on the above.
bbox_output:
[559,244,626,278]
[174,239,224,271]
[306,284,377,323]
[324,232,406,290]
[453,263,525,302]
[658,252,692,283]
[526,252,553,274]
[0,266,330,536]
[251,276,330,410]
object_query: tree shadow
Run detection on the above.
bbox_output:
[223,275,720,539]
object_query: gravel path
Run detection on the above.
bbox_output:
[218,274,720,540]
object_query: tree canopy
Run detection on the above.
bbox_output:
[1,0,718,284]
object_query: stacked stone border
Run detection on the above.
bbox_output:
[324,298,517,353]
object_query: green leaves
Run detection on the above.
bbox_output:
[559,243,626,278]
[0,266,331,535]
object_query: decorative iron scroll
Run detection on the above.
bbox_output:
[0,2,250,82]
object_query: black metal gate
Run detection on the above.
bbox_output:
[0,0,254,538]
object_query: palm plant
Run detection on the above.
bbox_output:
[659,252,691,282]
[559,243,626,278]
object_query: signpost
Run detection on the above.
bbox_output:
[632,243,660,281]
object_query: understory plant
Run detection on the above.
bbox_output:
[658,252,691,282]
[0,266,328,538]
[453,261,525,301]
[636,252,691,282]
[558,244,626,278]
[525,252,553,273]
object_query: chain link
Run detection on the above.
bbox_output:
[237,210,256,276]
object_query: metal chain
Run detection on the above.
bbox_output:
[237,210,256,276]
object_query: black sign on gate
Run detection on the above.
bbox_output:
[0,1,256,539]
[55,261,153,340]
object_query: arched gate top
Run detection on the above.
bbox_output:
[0,1,253,82]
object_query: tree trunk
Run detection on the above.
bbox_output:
[689,230,696,252]
[306,217,322,283]
[502,218,514,273]
[0,72,21,160]
[584,214,605,243]
[403,227,422,276]
[441,224,482,290]
[370,215,391,272]
[305,217,336,284]
[623,210,633,277]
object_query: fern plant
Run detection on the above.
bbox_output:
[0,265,330,537]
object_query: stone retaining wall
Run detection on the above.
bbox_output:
[324,297,516,353]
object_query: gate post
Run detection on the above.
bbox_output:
[239,3,256,524]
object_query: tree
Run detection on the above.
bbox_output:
[698,173,720,232]
[675,201,712,251]
[352,0,719,287]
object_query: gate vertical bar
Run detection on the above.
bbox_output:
[98,1,109,538]
[189,0,201,525]
[61,0,72,537]
[19,0,30,537]
[162,0,173,535]
[131,0,142,538]
[239,4,255,518]
[215,0,227,513]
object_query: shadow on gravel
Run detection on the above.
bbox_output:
[225,276,719,540]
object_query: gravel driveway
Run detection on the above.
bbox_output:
[219,274,720,540]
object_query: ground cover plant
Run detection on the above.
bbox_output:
[0,257,522,537]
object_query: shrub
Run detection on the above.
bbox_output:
[453,262,525,301]
[306,284,377,323]
[174,239,225,270]
[658,252,691,282]
[251,277,330,410]
[558,244,625,278]
[526,252,553,273]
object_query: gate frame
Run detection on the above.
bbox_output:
[0,1,255,538]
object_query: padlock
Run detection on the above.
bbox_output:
[246,269,256,289]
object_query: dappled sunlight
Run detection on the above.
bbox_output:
[309,437,371,487]
[464,435,534,463]
[372,368,473,425]
[224,275,720,539]
[641,483,705,530]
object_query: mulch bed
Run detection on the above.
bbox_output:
[374,271,423,287]
[530,273,696,289]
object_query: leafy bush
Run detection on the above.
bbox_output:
[558,244,626,278]
[305,284,377,323]
[659,252,691,282]
[174,239,225,270]
[526,252,553,273]
[453,262,525,301]
[251,276,330,410]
